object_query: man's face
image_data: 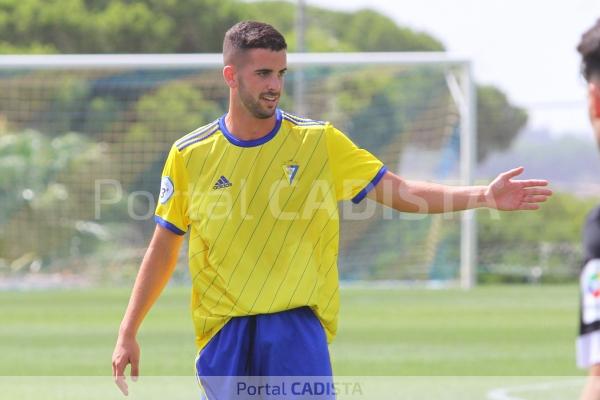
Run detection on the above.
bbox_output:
[234,48,287,119]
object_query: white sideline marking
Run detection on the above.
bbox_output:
[486,379,582,400]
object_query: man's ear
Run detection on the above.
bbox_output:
[223,65,237,89]
[589,83,600,118]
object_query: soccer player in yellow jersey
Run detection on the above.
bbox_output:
[112,21,552,398]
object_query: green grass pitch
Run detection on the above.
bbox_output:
[0,284,581,377]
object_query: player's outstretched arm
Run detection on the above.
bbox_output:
[367,166,552,213]
[112,225,184,396]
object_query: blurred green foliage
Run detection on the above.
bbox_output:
[341,191,597,283]
[443,191,596,283]
[243,2,444,52]
[127,81,222,142]
[0,0,544,281]
[0,0,525,162]
[0,130,111,266]
[337,68,447,153]
[0,0,442,53]
[0,131,99,225]
[477,192,596,283]
[477,85,528,162]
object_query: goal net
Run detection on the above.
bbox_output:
[0,53,475,286]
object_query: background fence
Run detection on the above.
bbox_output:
[0,53,592,286]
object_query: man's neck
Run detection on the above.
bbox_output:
[224,103,278,141]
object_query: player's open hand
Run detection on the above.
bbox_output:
[112,336,140,396]
[485,167,552,211]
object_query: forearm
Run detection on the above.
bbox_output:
[401,180,487,213]
[368,171,488,213]
[118,227,182,339]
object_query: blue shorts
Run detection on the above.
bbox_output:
[195,306,334,399]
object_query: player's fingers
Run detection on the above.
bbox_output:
[116,375,129,396]
[131,359,139,382]
[115,373,129,396]
[113,359,124,381]
[501,166,524,180]
[517,179,549,188]
[114,361,129,396]
[523,188,553,196]
[523,195,549,203]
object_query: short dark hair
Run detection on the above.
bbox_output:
[578,18,600,82]
[223,21,287,65]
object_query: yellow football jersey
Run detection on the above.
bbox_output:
[155,109,386,350]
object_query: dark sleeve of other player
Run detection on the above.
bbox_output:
[584,206,600,263]
[580,205,600,336]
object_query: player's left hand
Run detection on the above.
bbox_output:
[485,167,552,211]
[112,335,140,396]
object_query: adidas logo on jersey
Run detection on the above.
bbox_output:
[213,176,233,190]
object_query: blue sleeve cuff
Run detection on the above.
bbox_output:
[351,166,388,204]
[154,215,186,236]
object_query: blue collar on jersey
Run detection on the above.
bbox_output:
[219,108,283,148]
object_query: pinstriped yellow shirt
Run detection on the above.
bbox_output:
[155,108,386,350]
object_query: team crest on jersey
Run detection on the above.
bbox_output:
[159,176,174,204]
[282,162,299,185]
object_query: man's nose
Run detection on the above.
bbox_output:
[267,75,282,92]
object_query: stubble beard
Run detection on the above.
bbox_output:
[238,80,278,120]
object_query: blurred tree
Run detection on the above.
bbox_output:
[477,85,528,162]
[320,9,444,52]
[0,0,442,53]
[146,0,242,53]
[94,1,172,53]
[243,1,444,52]
[349,69,447,153]
[0,131,111,265]
[475,192,594,282]
[0,0,527,162]
[0,0,242,53]
[340,191,595,282]
[0,0,99,53]
[0,41,57,54]
[127,81,222,142]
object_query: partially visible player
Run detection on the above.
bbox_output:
[577,17,600,400]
